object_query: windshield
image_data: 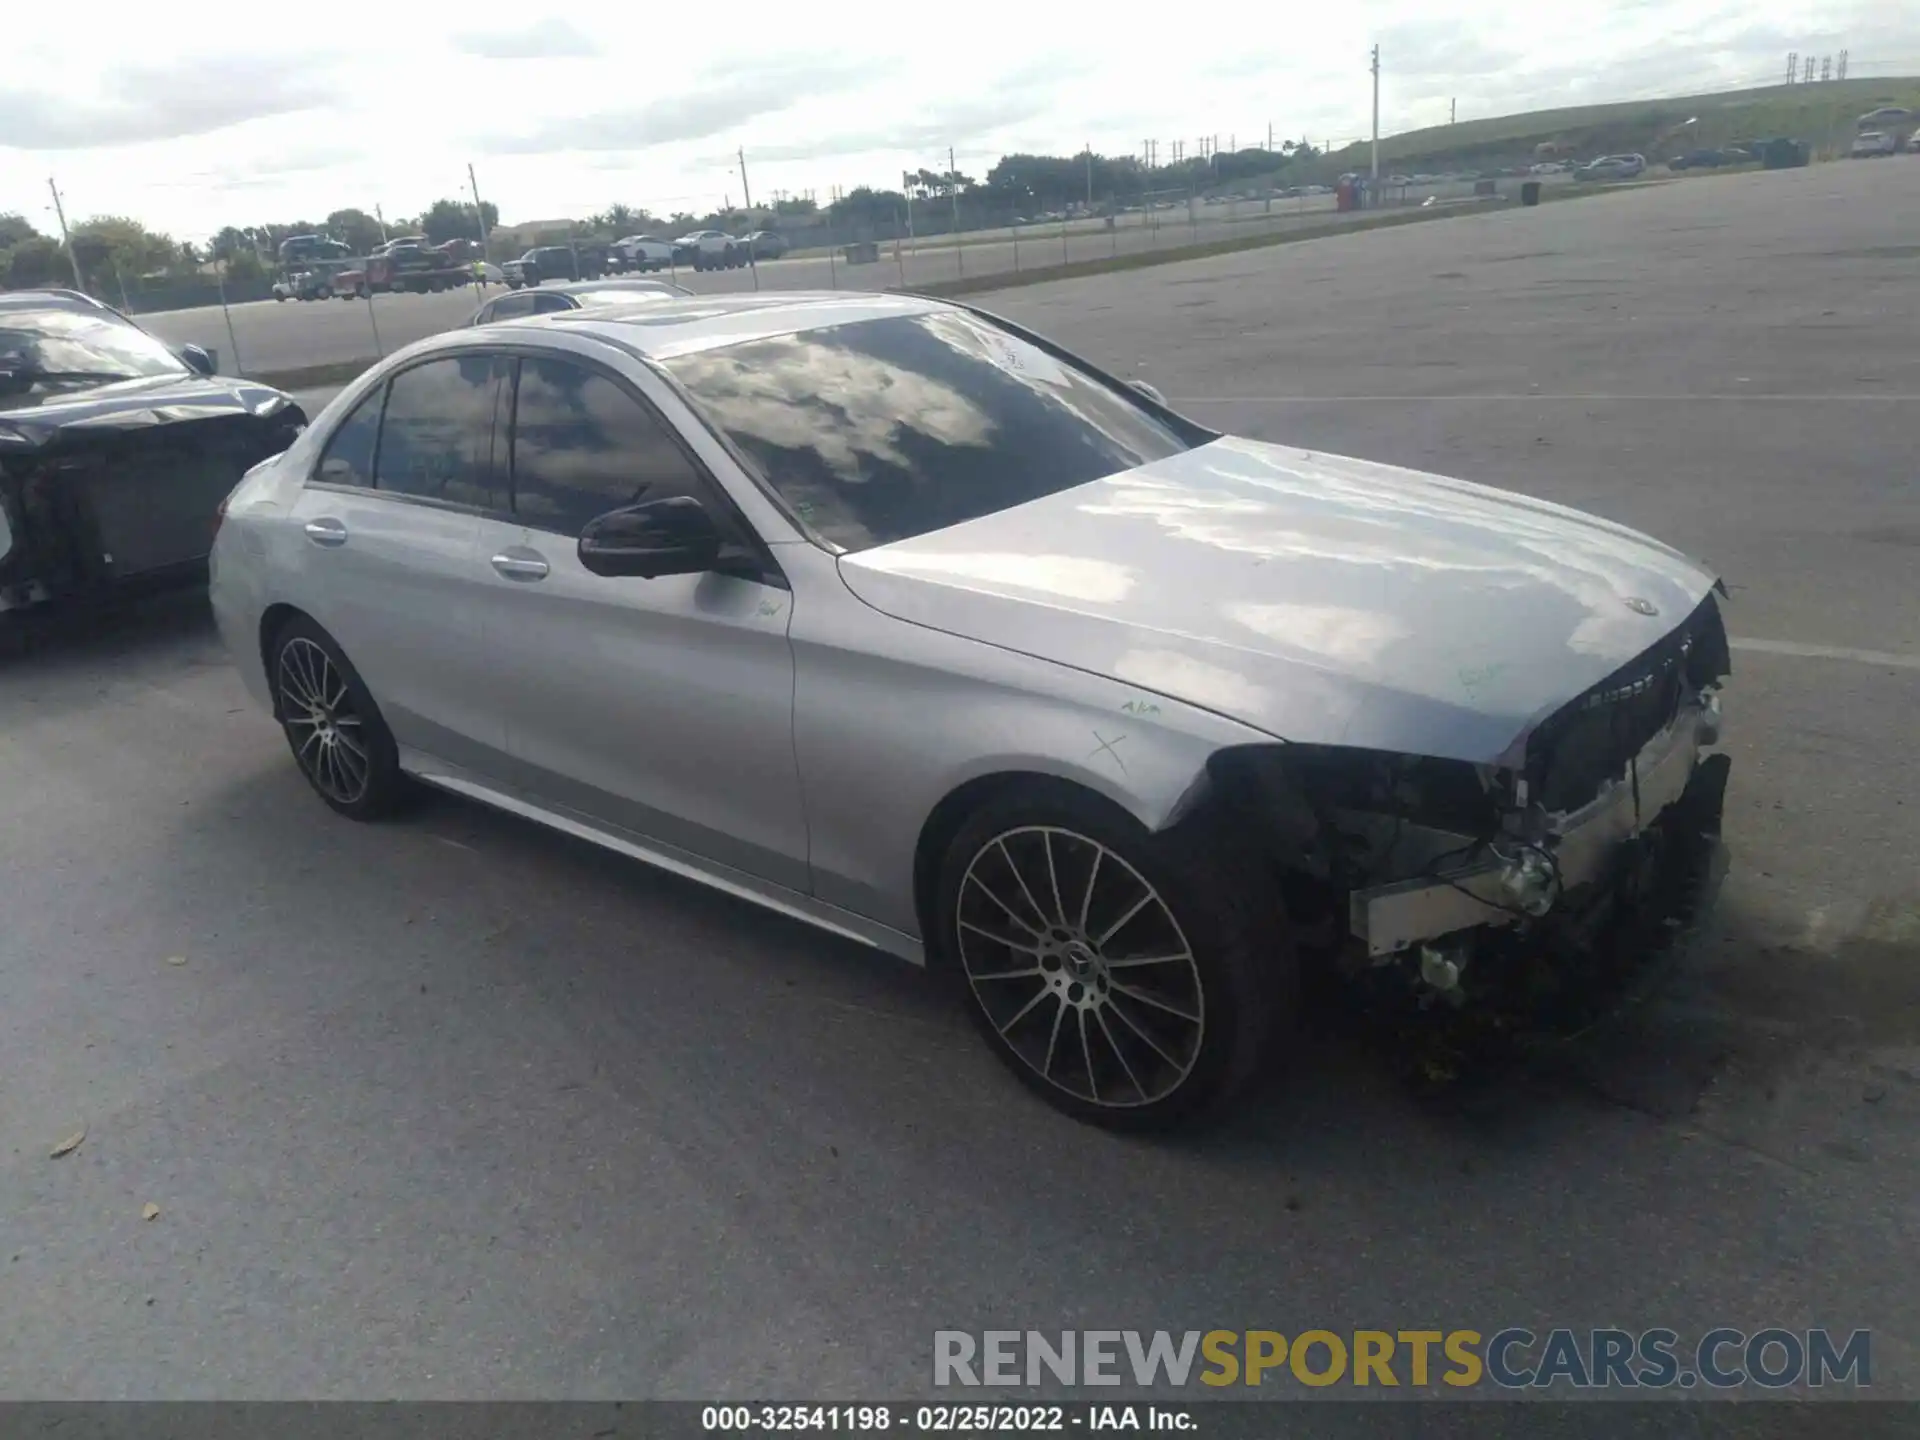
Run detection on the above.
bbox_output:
[662,309,1196,551]
[0,306,187,387]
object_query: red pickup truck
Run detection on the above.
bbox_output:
[329,239,479,297]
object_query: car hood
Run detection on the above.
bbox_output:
[0,372,300,443]
[837,437,1721,767]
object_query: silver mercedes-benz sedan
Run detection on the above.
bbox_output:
[210,291,1732,1129]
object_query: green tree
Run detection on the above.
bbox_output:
[71,215,182,285]
[418,197,497,244]
[0,212,39,250]
[827,186,909,234]
[4,235,73,289]
[325,208,385,254]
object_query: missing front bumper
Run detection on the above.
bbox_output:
[1349,704,1725,958]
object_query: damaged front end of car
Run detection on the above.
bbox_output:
[0,394,306,619]
[1168,591,1733,1033]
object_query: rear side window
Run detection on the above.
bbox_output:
[531,293,576,314]
[507,355,708,535]
[373,355,504,508]
[313,387,383,488]
[482,293,537,323]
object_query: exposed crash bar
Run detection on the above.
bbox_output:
[1349,699,1715,956]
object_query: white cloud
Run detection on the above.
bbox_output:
[455,19,602,59]
[1,1,1912,238]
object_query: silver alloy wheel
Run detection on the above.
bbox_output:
[956,826,1205,1108]
[276,636,371,805]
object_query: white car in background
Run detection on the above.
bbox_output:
[615,235,675,272]
[672,230,744,270]
[1849,131,1898,158]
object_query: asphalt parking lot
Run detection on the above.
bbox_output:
[139,182,1528,379]
[5,159,1918,1410]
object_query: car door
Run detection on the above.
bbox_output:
[286,351,515,779]
[469,348,810,892]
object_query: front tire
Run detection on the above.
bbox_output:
[934,781,1293,1130]
[269,616,410,821]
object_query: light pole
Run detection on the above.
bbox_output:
[1370,45,1381,182]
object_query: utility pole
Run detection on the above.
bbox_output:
[1370,44,1381,181]
[467,163,490,265]
[1786,52,1798,85]
[374,204,389,243]
[1085,143,1093,208]
[1450,97,1456,125]
[1268,122,1274,151]
[948,146,964,276]
[47,177,84,293]
[1838,49,1849,80]
[738,147,753,210]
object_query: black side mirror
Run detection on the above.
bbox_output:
[578,495,721,579]
[179,344,218,376]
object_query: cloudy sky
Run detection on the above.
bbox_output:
[3,2,1912,240]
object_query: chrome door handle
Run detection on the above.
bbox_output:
[303,518,348,547]
[490,552,549,581]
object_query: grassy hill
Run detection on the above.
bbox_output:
[1320,77,1920,174]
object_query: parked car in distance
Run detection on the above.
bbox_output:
[1668,148,1742,170]
[612,235,675,272]
[2,290,304,624]
[741,231,790,260]
[1574,153,1647,181]
[1909,132,1920,153]
[501,245,606,288]
[210,290,1733,1131]
[1856,106,1913,127]
[671,231,743,270]
[1850,131,1898,158]
[466,278,692,325]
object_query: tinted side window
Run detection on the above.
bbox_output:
[374,355,503,508]
[531,293,576,314]
[484,293,536,322]
[508,356,707,535]
[313,386,384,488]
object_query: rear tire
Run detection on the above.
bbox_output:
[268,615,412,821]
[933,780,1294,1131]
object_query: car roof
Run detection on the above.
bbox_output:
[475,290,951,359]
[0,290,144,329]
[548,279,684,295]
[0,287,119,313]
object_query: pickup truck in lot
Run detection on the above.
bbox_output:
[501,244,608,288]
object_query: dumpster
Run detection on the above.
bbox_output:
[1759,137,1810,169]
[1521,180,1542,206]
